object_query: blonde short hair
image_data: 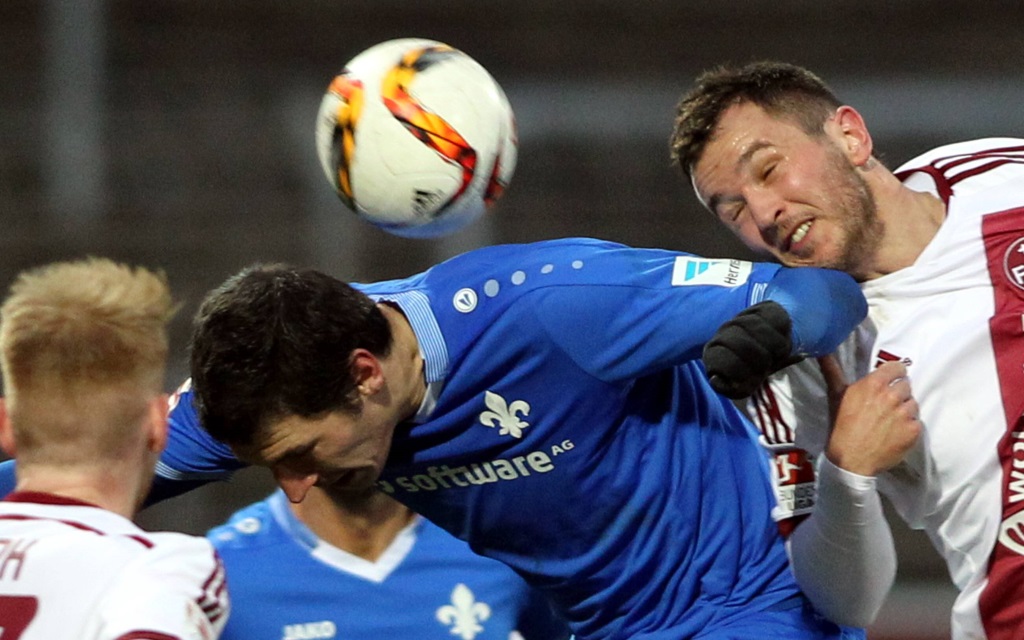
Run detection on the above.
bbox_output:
[0,257,175,462]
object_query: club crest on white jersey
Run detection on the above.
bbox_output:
[1002,236,1024,293]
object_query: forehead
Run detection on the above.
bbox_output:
[233,414,322,465]
[708,103,802,161]
[692,103,807,194]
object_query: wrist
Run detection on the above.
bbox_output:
[824,446,882,478]
[815,456,878,526]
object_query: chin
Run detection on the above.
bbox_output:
[330,469,382,493]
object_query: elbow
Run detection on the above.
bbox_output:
[813,597,885,629]
[793,564,895,628]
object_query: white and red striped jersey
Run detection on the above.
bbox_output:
[0,491,229,640]
[747,138,1024,640]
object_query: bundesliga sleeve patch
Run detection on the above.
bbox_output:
[671,257,752,287]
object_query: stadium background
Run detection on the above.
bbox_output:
[3,1,1023,637]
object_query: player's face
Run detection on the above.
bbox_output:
[235,409,397,503]
[692,102,881,275]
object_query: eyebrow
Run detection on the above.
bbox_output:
[249,440,315,467]
[738,140,773,168]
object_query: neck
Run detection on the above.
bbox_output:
[290,488,416,561]
[859,168,947,280]
[377,303,427,418]
[14,462,147,518]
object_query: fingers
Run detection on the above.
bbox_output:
[857,361,917,411]
[816,354,848,427]
[873,360,909,383]
[825,360,921,476]
[816,354,848,393]
[702,301,796,399]
[815,352,847,397]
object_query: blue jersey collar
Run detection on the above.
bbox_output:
[370,290,447,423]
[267,490,423,583]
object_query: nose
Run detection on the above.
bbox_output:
[744,186,785,232]
[273,466,319,503]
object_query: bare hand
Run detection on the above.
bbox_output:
[819,357,921,477]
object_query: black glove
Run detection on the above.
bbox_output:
[702,300,801,399]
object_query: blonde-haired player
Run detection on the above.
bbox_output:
[0,257,229,640]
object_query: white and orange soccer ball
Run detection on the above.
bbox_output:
[315,38,518,238]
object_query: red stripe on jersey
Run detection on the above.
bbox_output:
[895,145,1024,206]
[127,534,156,549]
[196,553,228,623]
[949,159,1024,189]
[113,632,181,640]
[752,382,814,536]
[0,514,154,548]
[752,383,794,445]
[777,513,809,539]
[0,513,105,535]
[978,206,1024,639]
[894,165,954,204]
[3,491,99,508]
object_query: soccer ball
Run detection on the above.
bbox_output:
[315,38,518,238]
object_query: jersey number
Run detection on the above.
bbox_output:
[0,595,38,639]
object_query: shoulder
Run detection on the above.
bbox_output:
[133,530,222,569]
[412,518,522,579]
[897,138,1024,169]
[100,531,229,637]
[896,139,1024,187]
[206,499,277,552]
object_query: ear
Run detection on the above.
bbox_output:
[0,398,16,457]
[831,105,874,168]
[145,393,169,455]
[350,348,386,396]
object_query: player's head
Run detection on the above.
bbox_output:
[670,61,882,278]
[190,264,398,501]
[671,61,842,179]
[0,257,174,467]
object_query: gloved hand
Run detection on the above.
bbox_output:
[702,300,800,399]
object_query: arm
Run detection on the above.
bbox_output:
[0,459,14,497]
[748,355,917,626]
[0,379,243,505]
[515,586,573,640]
[787,457,896,627]
[529,247,865,383]
[146,379,247,506]
[791,357,918,625]
[704,266,867,398]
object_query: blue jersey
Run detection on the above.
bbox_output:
[107,239,868,639]
[208,491,568,640]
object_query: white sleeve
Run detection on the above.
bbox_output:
[787,457,897,627]
[94,533,230,640]
[744,340,896,627]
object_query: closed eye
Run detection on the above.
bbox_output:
[724,203,745,223]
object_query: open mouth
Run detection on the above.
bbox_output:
[785,220,812,252]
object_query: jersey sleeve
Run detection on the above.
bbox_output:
[1,379,248,506]
[744,337,895,626]
[94,533,230,640]
[0,459,16,498]
[529,248,865,383]
[745,358,832,526]
[147,379,247,506]
[513,587,573,640]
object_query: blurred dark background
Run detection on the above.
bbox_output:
[4,1,1023,637]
